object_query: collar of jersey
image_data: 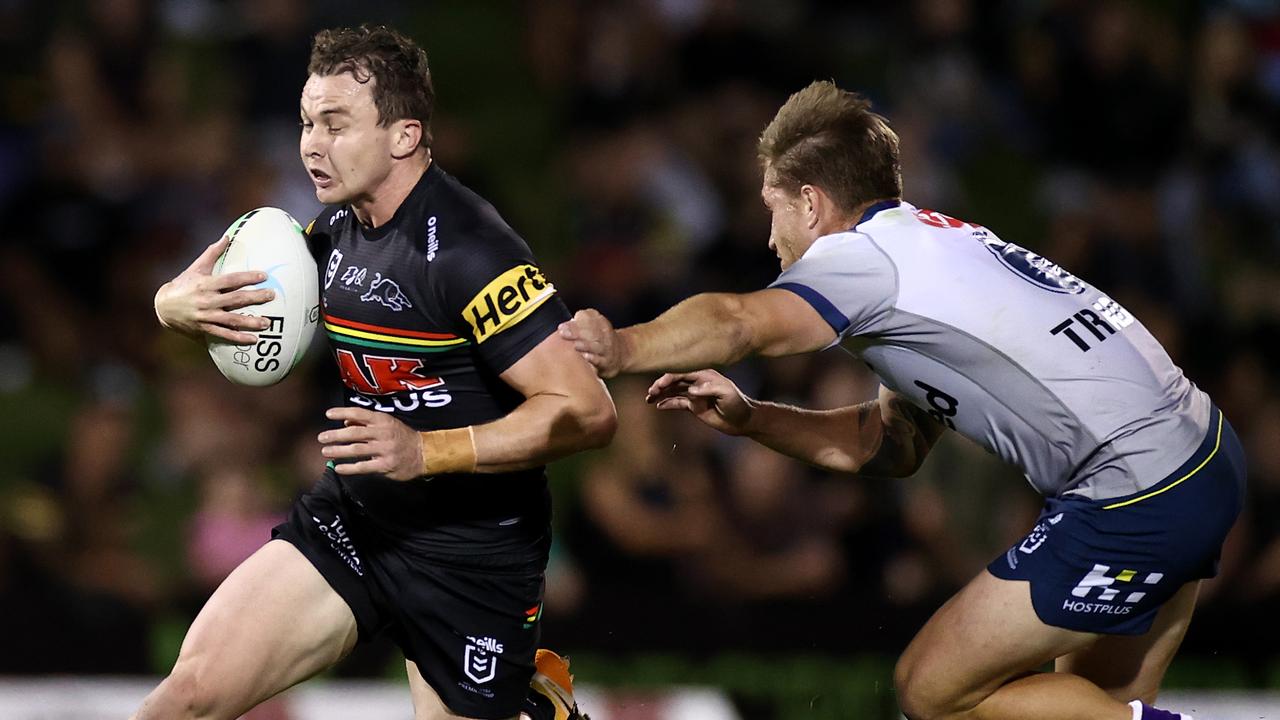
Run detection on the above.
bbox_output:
[850,198,902,230]
[355,162,444,241]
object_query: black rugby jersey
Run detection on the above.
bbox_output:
[304,163,569,555]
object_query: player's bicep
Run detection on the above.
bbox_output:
[499,332,607,400]
[498,332,615,443]
[740,288,838,356]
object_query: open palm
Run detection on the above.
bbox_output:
[645,369,753,436]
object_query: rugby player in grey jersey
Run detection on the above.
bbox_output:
[561,81,1245,720]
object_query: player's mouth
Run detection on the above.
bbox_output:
[309,168,334,188]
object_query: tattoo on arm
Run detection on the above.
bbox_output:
[858,395,945,477]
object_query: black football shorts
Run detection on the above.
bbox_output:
[272,469,549,719]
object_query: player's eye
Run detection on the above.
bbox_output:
[328,126,344,135]
[300,121,313,130]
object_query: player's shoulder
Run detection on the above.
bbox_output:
[425,166,537,268]
[303,205,351,239]
[775,221,900,307]
[800,228,893,270]
[811,228,876,252]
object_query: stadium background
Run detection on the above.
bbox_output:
[1,0,1279,717]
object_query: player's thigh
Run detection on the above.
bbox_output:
[1055,580,1199,704]
[142,539,358,718]
[407,659,520,720]
[895,570,1098,717]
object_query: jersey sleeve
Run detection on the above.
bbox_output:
[768,232,898,339]
[304,211,335,269]
[431,223,570,374]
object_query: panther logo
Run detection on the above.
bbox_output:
[360,273,413,311]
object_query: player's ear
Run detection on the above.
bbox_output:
[391,119,423,159]
[801,185,821,229]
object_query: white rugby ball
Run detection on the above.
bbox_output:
[207,207,319,386]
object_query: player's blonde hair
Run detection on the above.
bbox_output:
[757,81,902,211]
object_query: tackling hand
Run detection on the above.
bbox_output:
[645,369,754,436]
[319,407,425,481]
[154,236,275,345]
[558,309,624,378]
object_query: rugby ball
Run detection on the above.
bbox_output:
[207,207,319,386]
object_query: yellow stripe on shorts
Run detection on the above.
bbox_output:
[1103,409,1223,510]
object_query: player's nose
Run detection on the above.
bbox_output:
[300,132,325,159]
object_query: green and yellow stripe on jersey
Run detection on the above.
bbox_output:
[324,314,470,353]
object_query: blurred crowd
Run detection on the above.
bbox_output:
[1,0,1279,683]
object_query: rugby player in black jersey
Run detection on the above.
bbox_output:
[143,25,613,720]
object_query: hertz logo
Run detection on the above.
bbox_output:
[464,264,556,343]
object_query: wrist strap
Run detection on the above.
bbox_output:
[420,426,478,475]
[154,286,172,329]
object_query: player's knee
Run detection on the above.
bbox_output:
[895,652,933,719]
[146,658,233,720]
[894,653,965,720]
[897,692,963,720]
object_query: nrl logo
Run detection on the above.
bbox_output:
[462,636,504,685]
[324,248,343,290]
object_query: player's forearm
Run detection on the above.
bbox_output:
[745,394,940,477]
[468,391,616,473]
[617,293,756,373]
[741,400,883,474]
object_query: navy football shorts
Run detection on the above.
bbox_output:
[989,406,1246,635]
[272,470,549,719]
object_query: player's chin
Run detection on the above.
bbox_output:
[313,183,348,204]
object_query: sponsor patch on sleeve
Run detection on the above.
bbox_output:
[463,264,556,343]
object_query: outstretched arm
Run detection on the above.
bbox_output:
[558,288,836,378]
[648,370,944,477]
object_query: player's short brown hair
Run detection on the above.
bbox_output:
[757,81,901,212]
[308,24,435,146]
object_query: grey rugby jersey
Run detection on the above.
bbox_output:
[770,200,1210,501]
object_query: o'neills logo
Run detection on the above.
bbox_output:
[463,264,555,343]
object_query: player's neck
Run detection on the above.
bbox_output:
[843,197,898,230]
[352,153,432,228]
[814,210,861,238]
